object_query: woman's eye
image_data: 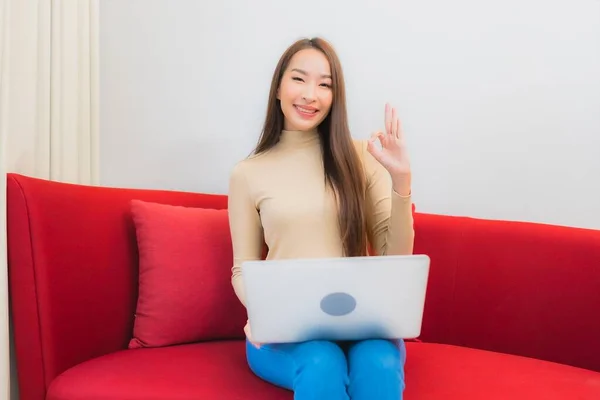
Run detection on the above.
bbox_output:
[292,77,304,82]
[320,83,331,88]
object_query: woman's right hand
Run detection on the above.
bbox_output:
[244,320,262,349]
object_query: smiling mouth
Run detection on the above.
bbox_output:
[294,105,319,115]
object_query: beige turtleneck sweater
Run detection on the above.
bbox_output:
[227,129,414,307]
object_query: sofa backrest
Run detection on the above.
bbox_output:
[6,173,230,399]
[414,211,600,372]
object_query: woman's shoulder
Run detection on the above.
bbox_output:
[229,149,273,183]
[351,137,384,179]
[228,157,256,195]
[351,137,369,155]
[351,137,375,166]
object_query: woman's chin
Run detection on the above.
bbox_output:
[285,116,324,132]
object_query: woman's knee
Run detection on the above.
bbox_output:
[348,339,404,373]
[294,340,348,375]
[289,340,350,399]
[347,340,405,400]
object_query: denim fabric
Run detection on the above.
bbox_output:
[246,338,406,399]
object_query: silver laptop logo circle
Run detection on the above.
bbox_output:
[320,292,357,316]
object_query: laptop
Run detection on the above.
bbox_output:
[241,254,430,344]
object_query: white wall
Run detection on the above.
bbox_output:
[99,0,600,230]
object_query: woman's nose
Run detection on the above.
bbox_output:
[302,85,316,101]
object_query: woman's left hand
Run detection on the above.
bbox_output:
[367,103,412,195]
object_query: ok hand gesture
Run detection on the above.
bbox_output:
[367,103,412,195]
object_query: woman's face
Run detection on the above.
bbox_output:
[277,48,333,131]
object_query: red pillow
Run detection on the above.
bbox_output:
[128,199,246,349]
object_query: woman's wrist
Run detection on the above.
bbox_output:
[391,173,411,197]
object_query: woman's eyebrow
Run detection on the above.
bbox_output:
[291,68,332,79]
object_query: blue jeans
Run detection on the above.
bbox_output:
[246,338,406,399]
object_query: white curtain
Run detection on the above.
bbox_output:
[0,0,100,398]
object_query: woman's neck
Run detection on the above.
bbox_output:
[279,128,320,148]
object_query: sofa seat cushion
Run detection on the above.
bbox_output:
[47,340,291,400]
[47,341,600,400]
[404,343,600,399]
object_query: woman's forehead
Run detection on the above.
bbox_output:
[288,49,331,77]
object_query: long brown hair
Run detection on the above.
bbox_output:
[253,37,368,257]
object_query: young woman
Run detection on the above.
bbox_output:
[228,37,414,400]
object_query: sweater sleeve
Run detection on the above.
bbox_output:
[227,162,264,307]
[360,141,415,256]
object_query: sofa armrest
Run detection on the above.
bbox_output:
[7,176,46,400]
[7,174,137,400]
[6,173,229,400]
[416,212,600,372]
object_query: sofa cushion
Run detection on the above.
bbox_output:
[47,341,291,400]
[128,200,246,349]
[404,343,600,399]
[46,341,600,400]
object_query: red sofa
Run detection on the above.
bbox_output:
[7,172,600,399]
